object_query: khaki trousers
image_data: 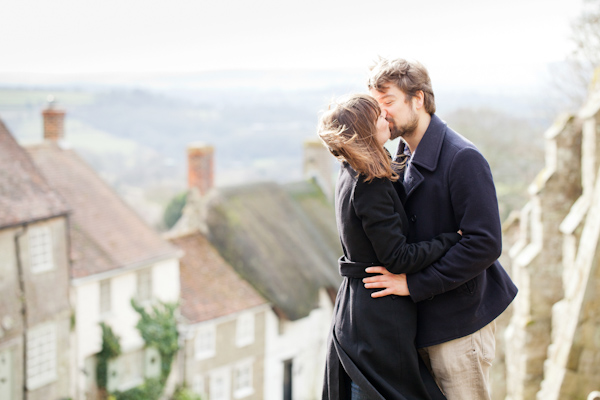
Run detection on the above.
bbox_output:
[418,321,496,400]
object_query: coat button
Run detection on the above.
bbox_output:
[410,215,417,222]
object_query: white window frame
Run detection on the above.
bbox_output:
[233,359,254,399]
[210,367,231,400]
[235,312,254,347]
[99,279,111,315]
[194,324,216,360]
[26,322,57,390]
[28,225,54,274]
[136,268,153,302]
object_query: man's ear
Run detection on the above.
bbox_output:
[413,90,425,110]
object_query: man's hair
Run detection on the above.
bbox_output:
[317,94,398,182]
[368,57,436,114]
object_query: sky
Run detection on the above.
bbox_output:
[0,0,586,90]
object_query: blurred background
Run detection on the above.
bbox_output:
[2,1,600,399]
[0,0,591,228]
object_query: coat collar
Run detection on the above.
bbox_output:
[410,114,447,172]
[399,114,446,199]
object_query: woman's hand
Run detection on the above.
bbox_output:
[363,266,410,297]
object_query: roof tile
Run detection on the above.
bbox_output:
[169,232,267,323]
[0,119,69,228]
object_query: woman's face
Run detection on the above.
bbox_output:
[375,109,391,146]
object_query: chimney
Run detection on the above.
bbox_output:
[42,96,66,141]
[187,142,214,195]
[303,138,333,200]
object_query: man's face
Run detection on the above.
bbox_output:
[370,85,419,140]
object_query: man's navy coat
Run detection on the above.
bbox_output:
[399,114,518,347]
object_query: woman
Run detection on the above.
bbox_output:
[318,94,460,400]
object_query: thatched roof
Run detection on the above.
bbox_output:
[202,180,341,321]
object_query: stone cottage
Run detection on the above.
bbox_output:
[0,119,72,399]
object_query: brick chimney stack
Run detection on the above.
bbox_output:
[187,143,214,195]
[42,96,66,141]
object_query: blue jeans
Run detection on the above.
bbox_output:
[350,381,371,400]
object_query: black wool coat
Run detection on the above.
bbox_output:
[400,114,518,347]
[322,162,460,400]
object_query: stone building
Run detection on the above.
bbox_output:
[502,73,600,399]
[168,231,270,400]
[303,138,334,200]
[0,119,72,399]
[25,103,182,399]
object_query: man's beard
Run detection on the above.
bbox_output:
[389,110,419,140]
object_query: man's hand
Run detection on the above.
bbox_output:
[363,266,410,298]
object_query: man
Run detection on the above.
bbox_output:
[362,58,517,400]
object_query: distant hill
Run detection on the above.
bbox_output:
[0,70,554,225]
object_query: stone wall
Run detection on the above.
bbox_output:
[502,74,600,399]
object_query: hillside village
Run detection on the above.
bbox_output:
[2,75,600,400]
[0,102,340,400]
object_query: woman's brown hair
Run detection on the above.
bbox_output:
[317,94,399,182]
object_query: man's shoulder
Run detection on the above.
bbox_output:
[442,125,477,153]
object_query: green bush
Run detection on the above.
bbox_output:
[111,378,163,400]
[171,385,203,400]
[97,323,122,390]
[163,191,188,229]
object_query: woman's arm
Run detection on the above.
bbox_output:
[353,178,460,275]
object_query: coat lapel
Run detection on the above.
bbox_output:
[403,163,424,199]
[401,114,447,200]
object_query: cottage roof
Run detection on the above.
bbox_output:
[169,232,267,324]
[204,180,341,321]
[26,142,178,279]
[0,120,69,228]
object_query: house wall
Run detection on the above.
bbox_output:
[184,305,269,400]
[0,227,25,400]
[73,257,180,398]
[0,218,72,399]
[264,289,334,400]
[0,226,25,350]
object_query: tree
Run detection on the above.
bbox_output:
[552,0,600,111]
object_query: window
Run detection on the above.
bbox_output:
[194,324,216,360]
[136,269,152,302]
[100,279,111,315]
[235,312,254,347]
[29,226,54,273]
[192,374,205,397]
[233,359,254,398]
[210,367,230,400]
[26,322,57,390]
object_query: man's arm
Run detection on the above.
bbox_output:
[406,147,502,302]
